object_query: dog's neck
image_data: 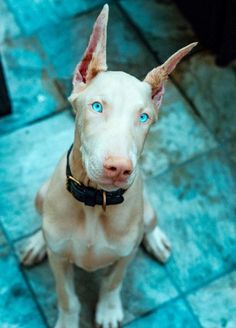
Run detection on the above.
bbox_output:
[69,126,99,189]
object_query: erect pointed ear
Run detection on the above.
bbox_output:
[70,4,109,97]
[144,42,197,112]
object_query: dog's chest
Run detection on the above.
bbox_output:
[45,207,140,271]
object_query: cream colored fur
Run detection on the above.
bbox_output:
[19,4,196,328]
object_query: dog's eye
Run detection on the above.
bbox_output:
[91,102,103,113]
[139,113,149,123]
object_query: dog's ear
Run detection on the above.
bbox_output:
[72,4,108,89]
[144,42,197,113]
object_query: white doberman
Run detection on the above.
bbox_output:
[19,4,196,328]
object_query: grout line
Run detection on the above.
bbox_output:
[116,1,194,68]
[25,106,71,126]
[167,265,236,327]
[1,2,110,138]
[144,143,220,181]
[71,0,115,20]
[116,2,216,139]
[116,1,194,66]
[123,294,182,327]
[180,266,236,298]
[124,263,236,327]
[0,106,71,139]
[163,266,203,328]
[13,227,42,244]
[116,2,162,68]
[170,75,205,120]
[220,137,236,166]
[4,0,25,36]
[182,298,203,327]
[4,0,110,37]
[0,219,50,328]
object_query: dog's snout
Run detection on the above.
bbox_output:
[103,156,133,180]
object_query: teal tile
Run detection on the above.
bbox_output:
[225,139,236,164]
[5,0,106,35]
[0,111,74,241]
[0,244,11,258]
[2,36,47,70]
[140,81,217,177]
[125,299,200,328]
[146,149,236,292]
[0,188,43,243]
[0,36,66,133]
[120,0,197,62]
[23,259,99,328]
[188,270,236,328]
[0,0,21,44]
[23,261,57,328]
[0,249,46,327]
[24,260,104,327]
[37,13,96,80]
[173,52,236,141]
[122,248,178,323]
[0,228,7,248]
[37,4,157,80]
[22,248,177,327]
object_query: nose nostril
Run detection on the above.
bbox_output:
[123,170,131,176]
[104,157,132,179]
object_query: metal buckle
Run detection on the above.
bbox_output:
[102,191,106,211]
[67,175,81,186]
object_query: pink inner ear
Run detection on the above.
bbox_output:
[73,5,108,86]
[165,52,185,74]
[152,86,163,99]
[152,85,165,111]
[76,27,101,83]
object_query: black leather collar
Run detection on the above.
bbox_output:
[66,145,126,210]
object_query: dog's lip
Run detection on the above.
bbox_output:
[96,177,129,190]
[113,180,128,187]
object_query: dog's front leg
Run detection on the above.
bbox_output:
[96,253,134,328]
[48,249,80,328]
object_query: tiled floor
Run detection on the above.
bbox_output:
[0,0,236,327]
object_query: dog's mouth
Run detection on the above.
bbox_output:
[84,157,136,191]
[96,178,130,191]
[88,175,133,192]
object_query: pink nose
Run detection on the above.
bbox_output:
[103,156,133,181]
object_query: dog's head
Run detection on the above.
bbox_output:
[69,4,197,191]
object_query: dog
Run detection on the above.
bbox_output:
[19,4,197,328]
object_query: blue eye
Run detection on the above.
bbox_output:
[91,101,103,113]
[139,113,149,123]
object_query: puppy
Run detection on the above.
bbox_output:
[20,4,196,328]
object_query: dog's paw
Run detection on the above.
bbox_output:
[95,291,123,328]
[17,230,47,266]
[143,226,171,263]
